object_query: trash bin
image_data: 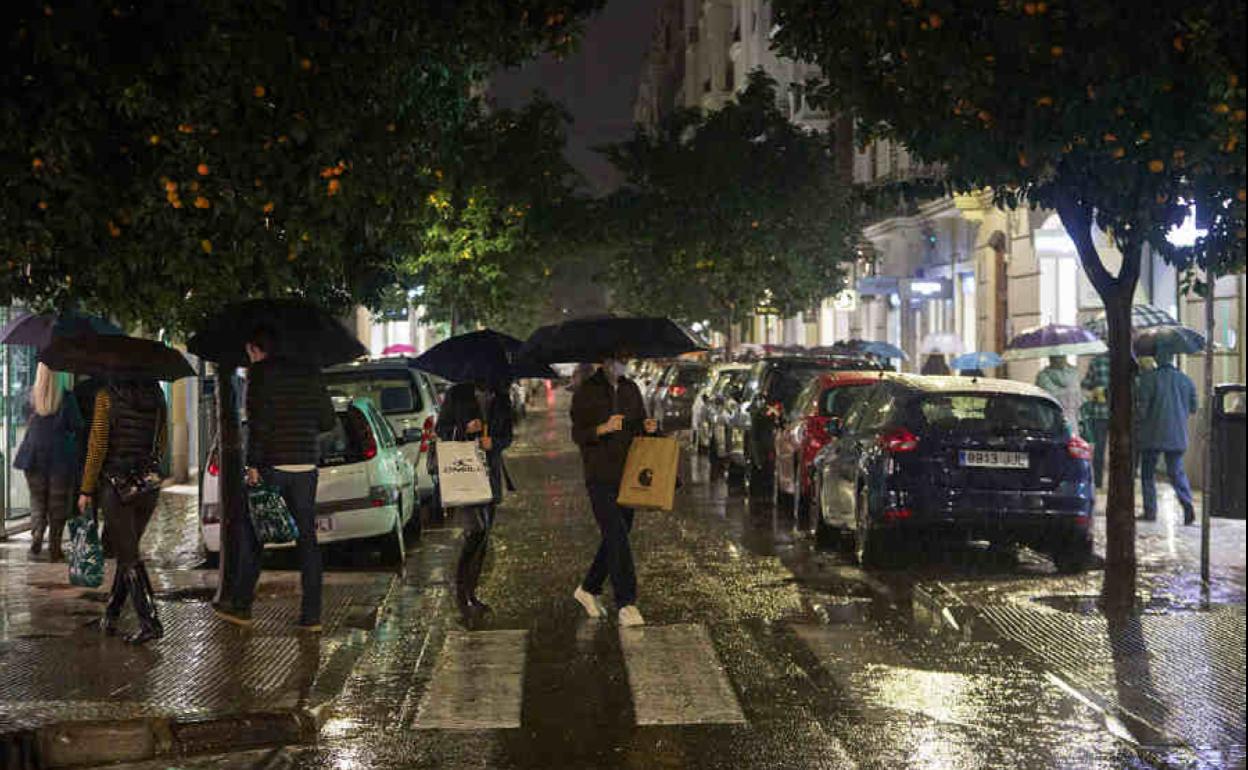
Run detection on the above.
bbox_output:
[1213,384,1246,519]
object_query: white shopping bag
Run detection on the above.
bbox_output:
[436,441,494,508]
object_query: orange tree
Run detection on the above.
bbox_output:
[602,72,858,349]
[1,0,603,335]
[772,0,1246,606]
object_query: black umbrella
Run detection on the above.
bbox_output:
[187,298,367,365]
[412,330,558,384]
[520,316,707,363]
[0,311,123,349]
[38,333,194,381]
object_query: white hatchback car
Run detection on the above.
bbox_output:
[201,397,417,563]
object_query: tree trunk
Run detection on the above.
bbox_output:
[1100,288,1138,610]
[212,363,245,607]
[1055,192,1141,611]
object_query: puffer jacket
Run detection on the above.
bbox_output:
[245,358,336,468]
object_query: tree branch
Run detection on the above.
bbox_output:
[1054,187,1115,295]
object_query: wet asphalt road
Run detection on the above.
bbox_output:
[127,394,1152,770]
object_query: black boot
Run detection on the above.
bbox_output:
[125,564,163,645]
[1183,502,1196,526]
[87,568,128,635]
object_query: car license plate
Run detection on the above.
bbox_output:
[959,450,1029,469]
[315,516,335,533]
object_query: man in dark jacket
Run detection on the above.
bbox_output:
[570,356,657,627]
[214,325,336,629]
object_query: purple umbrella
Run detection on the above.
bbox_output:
[1003,324,1107,361]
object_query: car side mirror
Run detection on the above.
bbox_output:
[400,427,422,445]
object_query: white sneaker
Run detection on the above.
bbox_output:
[574,586,604,618]
[618,605,645,627]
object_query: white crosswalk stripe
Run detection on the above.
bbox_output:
[413,629,528,730]
[619,623,747,726]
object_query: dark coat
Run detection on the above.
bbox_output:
[570,369,648,485]
[435,383,513,502]
[245,358,336,468]
[14,391,82,477]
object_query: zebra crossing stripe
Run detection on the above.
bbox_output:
[619,623,747,726]
[413,629,528,730]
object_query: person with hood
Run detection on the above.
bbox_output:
[569,354,657,627]
[1136,348,1198,524]
[216,325,336,630]
[434,381,513,616]
[78,377,167,644]
[1036,355,1084,431]
[15,363,82,561]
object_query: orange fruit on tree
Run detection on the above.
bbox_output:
[197,163,210,176]
[1148,159,1165,173]
[201,240,213,254]
[194,196,210,209]
[254,84,266,98]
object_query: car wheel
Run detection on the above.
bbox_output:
[854,487,887,568]
[1050,536,1093,574]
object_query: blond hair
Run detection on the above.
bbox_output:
[31,363,67,417]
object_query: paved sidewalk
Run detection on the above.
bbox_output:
[0,489,395,768]
[918,490,1247,769]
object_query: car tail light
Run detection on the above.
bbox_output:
[669,385,687,398]
[1075,514,1091,527]
[362,426,378,460]
[878,428,919,453]
[419,415,435,453]
[883,507,913,522]
[368,485,391,508]
[207,450,220,477]
[1067,436,1093,460]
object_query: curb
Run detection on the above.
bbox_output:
[910,580,1211,770]
[1,573,401,770]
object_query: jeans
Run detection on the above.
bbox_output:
[582,483,637,608]
[235,468,321,623]
[1140,450,1193,520]
[1088,418,1108,489]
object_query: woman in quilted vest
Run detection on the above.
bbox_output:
[78,379,167,644]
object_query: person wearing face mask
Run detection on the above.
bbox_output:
[569,354,657,627]
[435,380,514,616]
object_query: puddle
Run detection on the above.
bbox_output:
[1032,594,1225,616]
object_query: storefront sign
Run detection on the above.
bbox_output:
[905,278,952,299]
[857,276,900,296]
[832,290,858,311]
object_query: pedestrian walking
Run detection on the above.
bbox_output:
[1080,353,1110,488]
[921,354,951,375]
[78,378,167,644]
[1136,349,1198,524]
[15,363,82,561]
[434,381,513,617]
[214,325,336,630]
[1036,355,1084,431]
[570,355,658,627]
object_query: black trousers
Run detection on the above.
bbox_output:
[456,505,495,601]
[582,482,637,607]
[235,468,322,623]
[99,484,158,570]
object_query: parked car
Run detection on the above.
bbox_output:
[694,364,750,452]
[774,371,887,517]
[638,360,672,413]
[323,358,444,518]
[652,362,710,432]
[811,375,1094,571]
[201,397,417,563]
[730,356,881,489]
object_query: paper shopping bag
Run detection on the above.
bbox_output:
[617,436,680,511]
[437,440,494,508]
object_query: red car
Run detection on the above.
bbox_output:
[774,371,886,516]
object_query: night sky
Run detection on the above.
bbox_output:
[491,0,663,196]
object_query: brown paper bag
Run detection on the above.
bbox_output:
[617,436,680,511]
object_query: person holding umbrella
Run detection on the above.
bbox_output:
[218,324,337,630]
[1136,346,1199,524]
[77,376,168,643]
[14,364,82,561]
[433,381,513,617]
[570,353,658,627]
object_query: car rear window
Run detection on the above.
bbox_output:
[318,406,373,466]
[820,384,872,418]
[914,394,1066,436]
[325,370,423,414]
